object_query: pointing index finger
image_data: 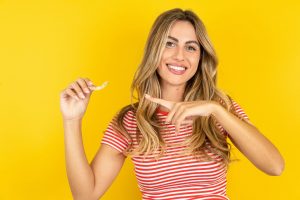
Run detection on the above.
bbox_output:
[144,94,173,110]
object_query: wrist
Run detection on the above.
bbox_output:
[210,102,223,118]
[63,118,82,124]
[63,118,82,136]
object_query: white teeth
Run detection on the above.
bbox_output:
[167,64,186,71]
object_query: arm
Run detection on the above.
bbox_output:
[142,94,285,175]
[90,143,126,199]
[64,119,125,200]
[211,103,285,176]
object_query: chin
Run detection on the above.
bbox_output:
[163,79,188,87]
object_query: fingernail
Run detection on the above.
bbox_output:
[84,89,90,93]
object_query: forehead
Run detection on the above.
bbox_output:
[168,20,197,41]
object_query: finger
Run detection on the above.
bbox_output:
[175,112,186,126]
[84,78,97,92]
[144,94,174,110]
[70,81,86,99]
[175,123,181,135]
[181,119,194,125]
[78,78,90,94]
[175,115,186,133]
[65,88,80,101]
[85,78,94,86]
[166,103,180,123]
[170,104,186,124]
[173,107,189,125]
[186,116,198,120]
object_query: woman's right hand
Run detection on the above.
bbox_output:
[59,77,108,121]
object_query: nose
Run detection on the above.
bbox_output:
[173,47,185,61]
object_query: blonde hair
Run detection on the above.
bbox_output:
[111,8,249,168]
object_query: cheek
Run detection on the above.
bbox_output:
[190,66,198,77]
[189,56,200,74]
[156,62,164,77]
[157,52,169,70]
[191,55,200,68]
[160,49,172,62]
[157,62,164,72]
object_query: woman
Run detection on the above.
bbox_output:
[60,8,285,200]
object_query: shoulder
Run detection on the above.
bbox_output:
[124,109,137,125]
[216,94,247,113]
[223,94,251,121]
[214,93,252,126]
[114,104,137,128]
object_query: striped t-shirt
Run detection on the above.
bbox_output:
[101,100,249,200]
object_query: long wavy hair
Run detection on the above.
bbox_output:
[110,8,250,168]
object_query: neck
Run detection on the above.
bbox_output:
[159,82,186,112]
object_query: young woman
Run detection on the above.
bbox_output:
[60,8,285,200]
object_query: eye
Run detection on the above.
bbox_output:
[187,46,197,51]
[166,41,175,48]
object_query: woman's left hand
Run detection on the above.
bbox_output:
[144,94,219,133]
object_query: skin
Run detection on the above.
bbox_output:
[60,19,284,199]
[60,79,108,121]
[145,20,285,176]
[156,20,201,103]
[60,78,119,199]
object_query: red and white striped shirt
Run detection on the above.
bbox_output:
[101,100,249,200]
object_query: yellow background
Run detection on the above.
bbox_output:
[0,0,299,199]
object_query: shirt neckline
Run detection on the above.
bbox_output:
[156,107,169,115]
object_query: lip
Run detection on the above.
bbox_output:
[166,63,187,75]
[166,62,188,69]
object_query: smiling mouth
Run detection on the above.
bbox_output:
[166,64,187,75]
[166,64,187,70]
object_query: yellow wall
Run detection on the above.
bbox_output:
[0,0,298,199]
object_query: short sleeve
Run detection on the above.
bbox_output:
[231,99,250,120]
[216,99,250,137]
[101,114,130,154]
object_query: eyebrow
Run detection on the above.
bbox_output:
[167,36,200,48]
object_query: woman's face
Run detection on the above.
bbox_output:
[157,20,201,88]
